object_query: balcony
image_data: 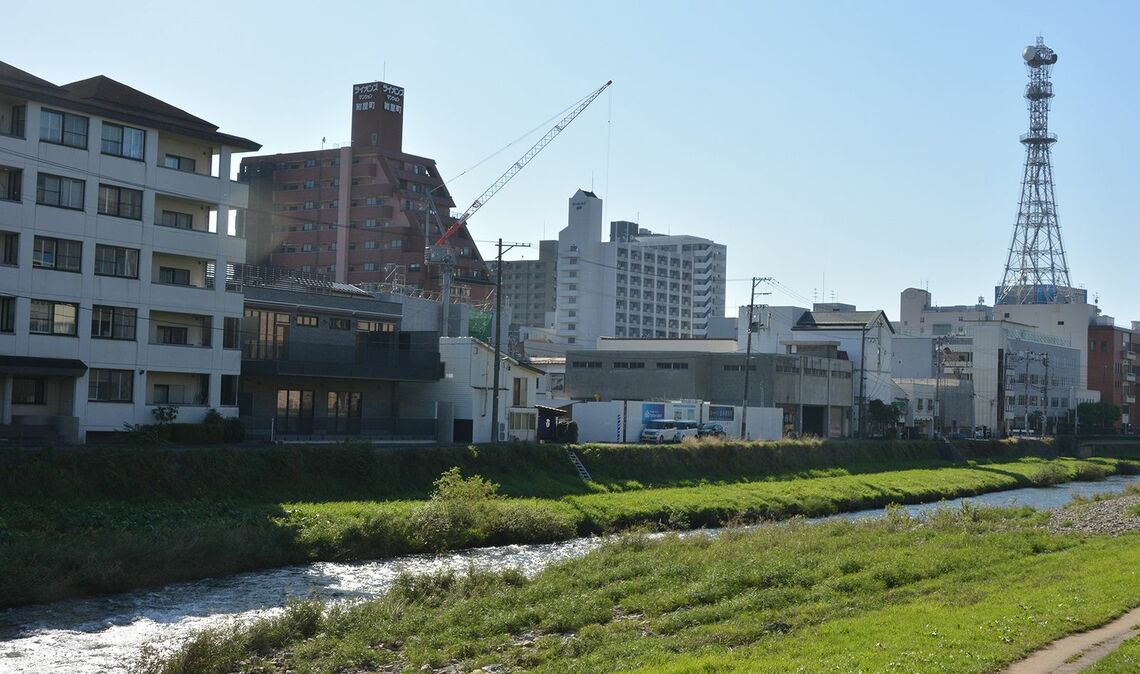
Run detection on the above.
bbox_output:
[242,330,443,382]
[146,371,210,406]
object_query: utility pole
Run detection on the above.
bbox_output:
[858,322,868,438]
[1041,353,1050,434]
[490,238,530,444]
[1023,350,1032,434]
[740,276,772,441]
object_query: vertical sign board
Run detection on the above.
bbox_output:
[351,81,404,151]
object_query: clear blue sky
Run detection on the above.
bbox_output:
[8,1,1139,323]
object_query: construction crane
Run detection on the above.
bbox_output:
[425,79,613,335]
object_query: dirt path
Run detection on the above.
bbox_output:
[1002,606,1140,673]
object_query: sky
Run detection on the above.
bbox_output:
[7,1,1140,323]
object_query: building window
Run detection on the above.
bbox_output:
[91,305,136,340]
[327,391,363,434]
[302,222,316,231]
[364,240,378,249]
[330,317,351,330]
[5,104,26,137]
[158,266,191,286]
[0,166,21,201]
[94,244,139,278]
[364,218,377,228]
[12,377,46,405]
[1,232,17,266]
[223,317,241,349]
[98,184,143,219]
[36,173,85,210]
[0,296,14,333]
[29,299,78,335]
[220,375,239,406]
[357,320,395,332]
[88,369,133,402]
[363,262,377,271]
[276,389,314,434]
[163,154,196,172]
[32,236,82,272]
[295,314,318,327]
[40,109,88,148]
[408,263,421,272]
[100,122,145,160]
[156,325,189,345]
[159,210,194,229]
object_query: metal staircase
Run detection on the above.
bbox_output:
[567,450,592,481]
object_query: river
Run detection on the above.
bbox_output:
[1,475,1137,674]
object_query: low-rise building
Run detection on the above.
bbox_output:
[1087,319,1140,432]
[564,338,854,437]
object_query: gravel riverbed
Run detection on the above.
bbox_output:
[1047,492,1140,536]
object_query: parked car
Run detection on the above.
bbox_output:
[697,423,727,438]
[641,420,700,443]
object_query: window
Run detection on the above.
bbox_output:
[0,166,20,201]
[512,378,526,406]
[40,109,88,148]
[13,378,46,405]
[0,296,14,333]
[101,123,145,159]
[276,389,314,434]
[94,244,139,278]
[363,262,377,271]
[36,173,85,209]
[29,299,78,335]
[296,314,318,327]
[364,240,378,249]
[89,370,130,401]
[408,263,421,272]
[327,391,362,434]
[6,104,25,137]
[303,180,317,189]
[1,232,17,266]
[32,236,82,272]
[91,305,136,340]
[221,375,239,406]
[330,317,351,330]
[98,184,143,219]
[304,159,318,168]
[159,210,193,229]
[366,196,380,206]
[357,320,395,333]
[159,266,191,285]
[156,325,189,345]
[223,317,241,349]
[163,154,196,172]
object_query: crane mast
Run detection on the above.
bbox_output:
[425,80,612,334]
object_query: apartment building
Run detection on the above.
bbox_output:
[490,239,557,338]
[552,189,726,351]
[0,61,259,442]
[1087,320,1140,431]
[239,81,490,299]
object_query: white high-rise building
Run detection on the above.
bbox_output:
[0,62,259,442]
[552,189,726,349]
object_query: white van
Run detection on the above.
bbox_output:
[640,419,700,443]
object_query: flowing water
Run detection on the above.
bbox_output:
[2,475,1137,674]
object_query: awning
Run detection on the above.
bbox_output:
[0,356,88,377]
[535,405,569,416]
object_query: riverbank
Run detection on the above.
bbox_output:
[3,445,1137,608]
[142,491,1140,674]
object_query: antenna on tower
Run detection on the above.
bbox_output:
[997,37,1072,306]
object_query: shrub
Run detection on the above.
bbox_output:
[1028,463,1067,487]
[1072,462,1108,482]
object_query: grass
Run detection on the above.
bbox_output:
[3,456,1134,608]
[1083,634,1140,673]
[141,505,1140,674]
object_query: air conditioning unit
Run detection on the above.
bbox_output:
[498,422,507,442]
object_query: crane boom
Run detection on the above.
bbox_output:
[431,79,612,247]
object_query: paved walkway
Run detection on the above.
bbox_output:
[1002,606,1140,673]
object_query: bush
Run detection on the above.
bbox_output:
[1028,463,1067,486]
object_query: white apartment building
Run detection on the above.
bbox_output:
[0,62,259,442]
[552,189,726,350]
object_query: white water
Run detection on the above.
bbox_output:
[2,475,1137,674]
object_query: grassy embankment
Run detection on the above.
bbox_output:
[144,502,1140,674]
[2,439,1138,607]
[1086,634,1140,673]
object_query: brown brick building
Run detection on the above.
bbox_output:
[238,81,490,299]
[1087,322,1139,431]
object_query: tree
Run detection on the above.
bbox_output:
[867,399,902,437]
[1077,402,1121,432]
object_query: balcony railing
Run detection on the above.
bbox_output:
[242,331,443,382]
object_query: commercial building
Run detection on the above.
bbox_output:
[0,61,258,443]
[238,81,490,299]
[549,189,726,351]
[563,338,854,437]
[235,265,444,441]
[893,320,1088,436]
[1087,319,1140,432]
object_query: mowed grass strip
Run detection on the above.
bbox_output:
[1083,633,1140,673]
[144,506,1140,674]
